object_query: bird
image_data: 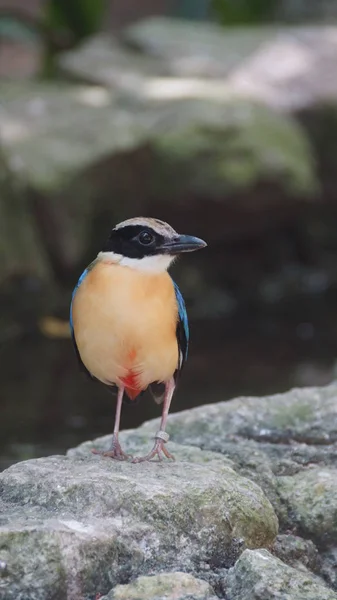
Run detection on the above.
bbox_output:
[70,217,206,462]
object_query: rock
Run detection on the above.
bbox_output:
[0,80,150,272]
[0,448,277,600]
[136,382,337,447]
[123,18,270,79]
[121,382,337,588]
[56,20,321,202]
[225,549,337,600]
[123,18,337,112]
[62,22,272,83]
[151,100,316,198]
[2,19,326,283]
[0,82,143,192]
[0,80,315,200]
[3,382,337,598]
[277,467,337,544]
[58,34,167,90]
[101,572,217,600]
[0,74,316,278]
[0,147,49,282]
[320,547,337,591]
[272,534,318,573]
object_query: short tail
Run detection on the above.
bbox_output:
[149,382,166,405]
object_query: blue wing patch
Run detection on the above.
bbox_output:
[70,267,95,380]
[150,279,189,401]
[70,267,88,333]
[173,279,189,372]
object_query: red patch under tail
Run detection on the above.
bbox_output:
[121,370,142,400]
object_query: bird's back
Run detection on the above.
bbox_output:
[71,260,179,398]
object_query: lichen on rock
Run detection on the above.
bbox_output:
[225,549,337,600]
[0,447,277,600]
[101,572,217,600]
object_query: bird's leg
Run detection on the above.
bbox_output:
[92,386,131,460]
[132,378,175,463]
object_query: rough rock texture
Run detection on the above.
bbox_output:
[2,383,337,599]
[0,446,277,600]
[123,383,337,533]
[69,382,337,596]
[101,572,217,600]
[272,534,319,573]
[225,549,337,600]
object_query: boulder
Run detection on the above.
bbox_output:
[101,382,337,590]
[2,382,337,598]
[123,18,337,112]
[225,549,337,600]
[0,446,277,600]
[101,572,217,600]
[132,383,337,538]
[1,20,323,280]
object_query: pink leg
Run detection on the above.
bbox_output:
[92,386,131,460]
[132,378,175,463]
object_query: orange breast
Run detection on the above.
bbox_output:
[71,261,179,398]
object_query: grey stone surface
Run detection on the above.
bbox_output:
[136,382,337,446]
[225,549,337,600]
[2,383,337,598]
[101,572,217,600]
[123,18,337,111]
[0,82,144,192]
[278,467,337,544]
[0,447,277,600]
[57,18,337,115]
[109,382,337,592]
[0,76,315,278]
[320,547,337,591]
[58,34,168,90]
[0,81,314,197]
[123,19,271,79]
[2,20,323,198]
[133,383,337,537]
[273,534,319,573]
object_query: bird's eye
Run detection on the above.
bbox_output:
[139,231,154,245]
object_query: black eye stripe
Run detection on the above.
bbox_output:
[102,225,165,258]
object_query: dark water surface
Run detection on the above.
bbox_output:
[1,298,337,471]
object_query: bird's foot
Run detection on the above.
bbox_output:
[132,431,175,463]
[92,436,131,461]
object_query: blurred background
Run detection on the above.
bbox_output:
[2,0,337,469]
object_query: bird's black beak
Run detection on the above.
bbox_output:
[161,234,207,254]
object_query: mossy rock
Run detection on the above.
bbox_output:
[0,450,277,600]
[226,549,337,600]
[102,572,217,600]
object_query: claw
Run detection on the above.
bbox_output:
[132,438,175,463]
[92,437,132,461]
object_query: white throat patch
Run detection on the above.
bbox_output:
[97,251,175,273]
